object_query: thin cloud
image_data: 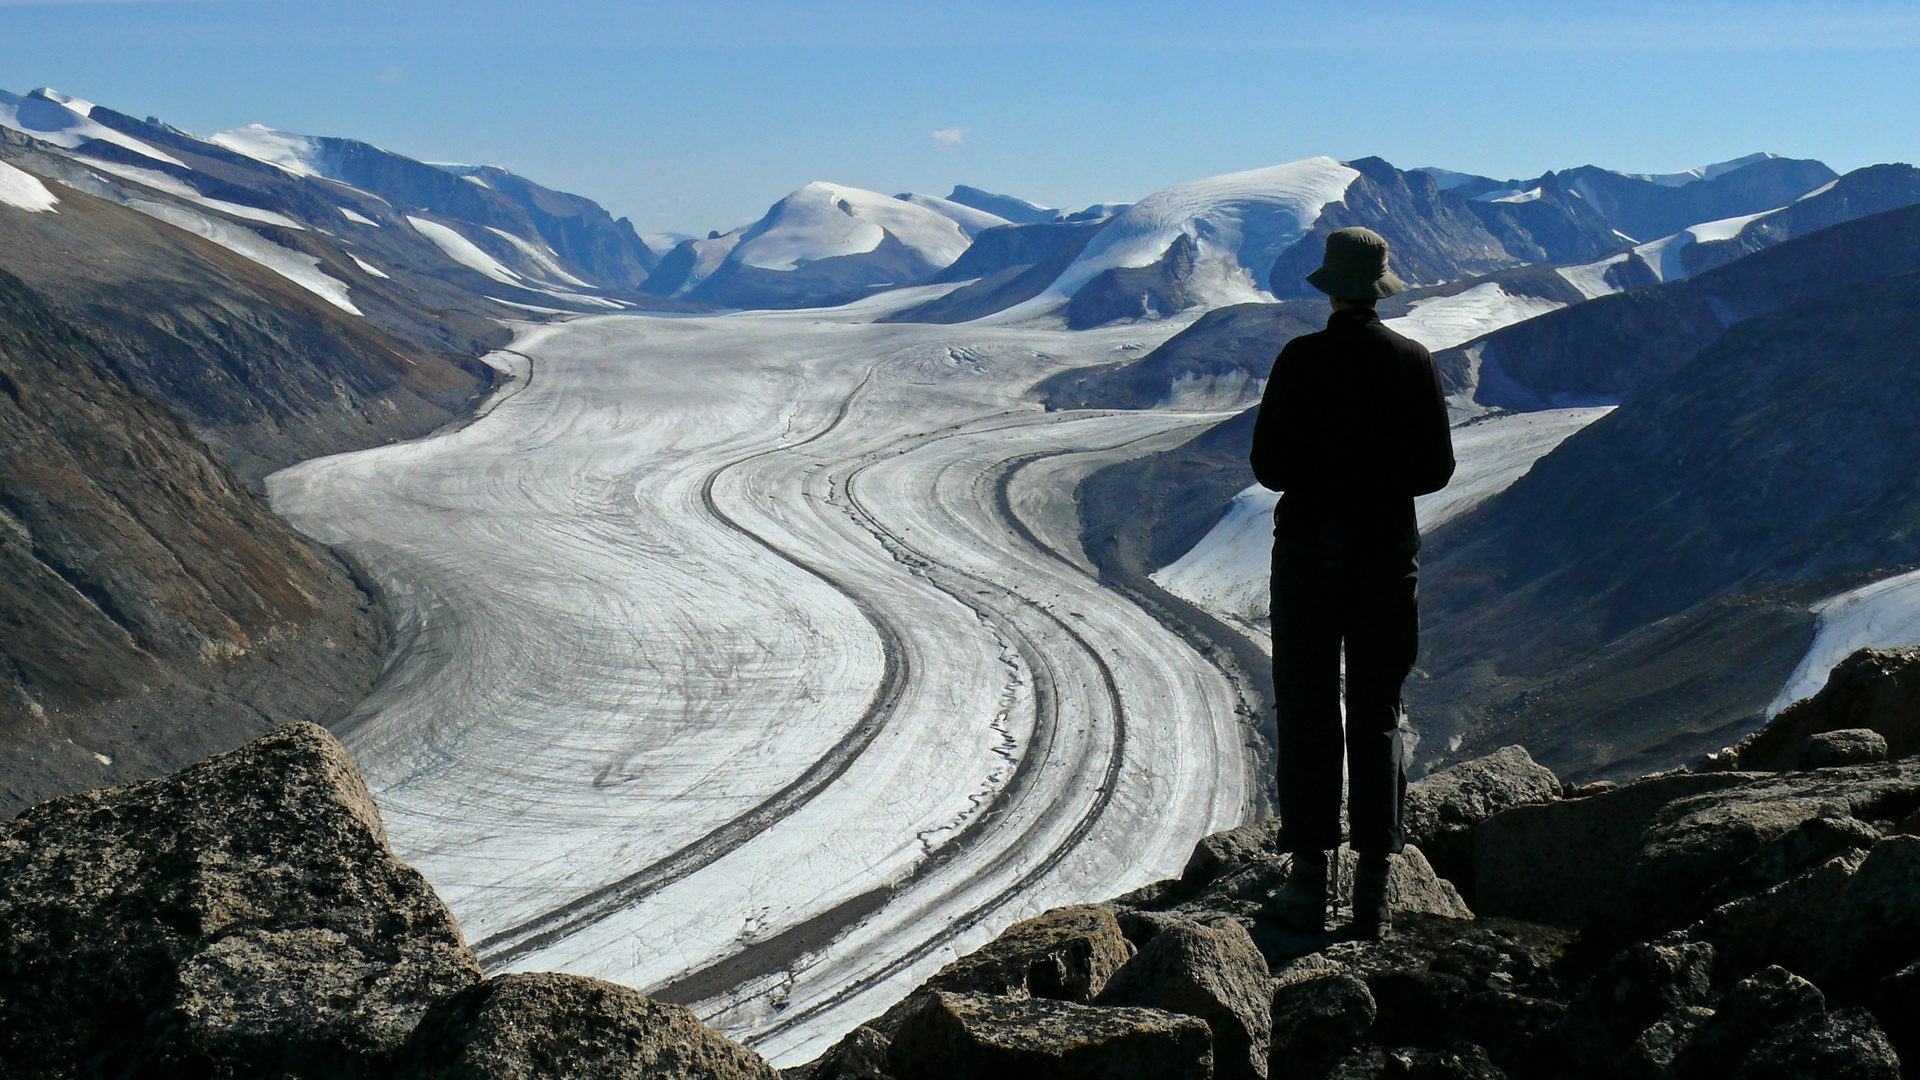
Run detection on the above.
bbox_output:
[374,64,405,84]
[931,127,966,149]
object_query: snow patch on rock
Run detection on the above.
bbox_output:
[1769,568,1920,716]
[0,161,60,213]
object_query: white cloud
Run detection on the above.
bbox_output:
[931,127,966,148]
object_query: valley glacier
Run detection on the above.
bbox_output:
[266,293,1259,1064]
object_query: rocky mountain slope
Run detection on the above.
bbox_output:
[1420,153,1838,245]
[1454,188,1920,412]
[8,649,1915,1078]
[1411,264,1920,781]
[0,269,379,817]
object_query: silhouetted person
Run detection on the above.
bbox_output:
[1249,227,1454,938]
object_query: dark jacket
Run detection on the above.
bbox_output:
[1249,307,1455,555]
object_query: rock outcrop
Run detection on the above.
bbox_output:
[0,722,481,1078]
[7,641,1920,1080]
[0,722,774,1080]
[885,990,1214,1080]
[1712,646,1920,771]
[395,972,779,1080]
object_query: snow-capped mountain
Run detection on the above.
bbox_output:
[0,90,666,319]
[1417,153,1838,245]
[641,181,1011,308]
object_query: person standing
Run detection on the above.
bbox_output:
[1249,227,1455,938]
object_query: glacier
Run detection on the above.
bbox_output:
[267,296,1259,1064]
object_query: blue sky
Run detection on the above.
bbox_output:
[6,1,1919,238]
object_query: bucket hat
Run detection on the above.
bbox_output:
[1305,226,1406,299]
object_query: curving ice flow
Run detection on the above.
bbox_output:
[267,302,1258,1064]
[1768,568,1920,715]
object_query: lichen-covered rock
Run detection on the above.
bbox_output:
[1328,1041,1510,1079]
[1628,762,1920,933]
[0,722,481,1079]
[1557,940,1716,1069]
[1094,917,1271,1080]
[1403,746,1560,902]
[885,990,1213,1080]
[1474,770,1758,928]
[1672,966,1825,1080]
[1269,971,1376,1068]
[1726,646,1920,770]
[927,905,1135,1003]
[1800,729,1890,769]
[790,1024,893,1080]
[1617,1006,1714,1080]
[1826,833,1920,984]
[1735,1007,1901,1080]
[1182,817,1282,889]
[395,972,777,1079]
[1695,848,1870,977]
[865,905,1139,1045]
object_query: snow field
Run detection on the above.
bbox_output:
[1384,282,1567,353]
[407,215,522,284]
[268,310,1254,1063]
[0,161,59,213]
[1633,208,1778,282]
[1014,157,1362,317]
[129,199,359,314]
[1151,407,1615,639]
[208,123,325,177]
[1768,568,1920,715]
[1,91,186,167]
[78,157,307,229]
[732,182,974,272]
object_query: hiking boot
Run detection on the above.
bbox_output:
[1264,850,1329,930]
[1349,854,1392,940]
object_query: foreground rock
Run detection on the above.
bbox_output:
[396,972,779,1079]
[0,722,481,1078]
[885,990,1213,1079]
[1401,746,1561,903]
[1713,646,1920,770]
[1094,918,1271,1080]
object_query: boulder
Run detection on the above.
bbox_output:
[0,722,481,1079]
[1632,763,1920,934]
[1556,940,1715,1068]
[1474,770,1759,928]
[1327,1041,1510,1078]
[395,972,777,1079]
[1269,971,1376,1068]
[885,990,1213,1080]
[1826,833,1920,985]
[1617,1006,1715,1080]
[1316,914,1574,1073]
[1695,848,1871,977]
[1182,817,1283,889]
[792,1024,893,1080]
[1800,729,1890,769]
[1672,966,1825,1080]
[1728,646,1920,770]
[1402,746,1561,902]
[1735,1007,1901,1080]
[924,905,1134,1003]
[1094,917,1272,1080]
[1873,959,1920,1067]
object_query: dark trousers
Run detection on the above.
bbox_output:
[1272,539,1418,858]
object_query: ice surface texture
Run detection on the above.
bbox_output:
[268,304,1258,1064]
